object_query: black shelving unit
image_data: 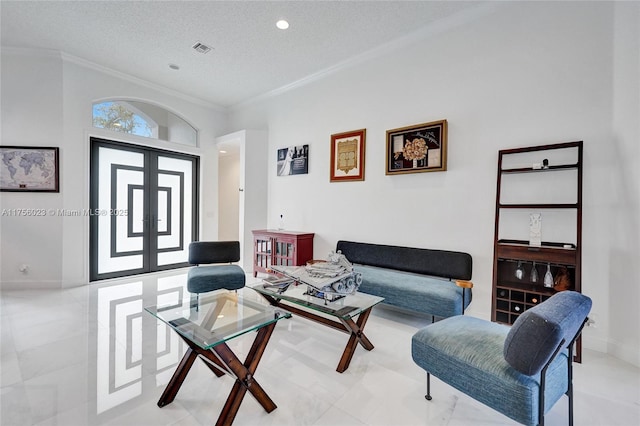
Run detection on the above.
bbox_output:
[491,141,583,361]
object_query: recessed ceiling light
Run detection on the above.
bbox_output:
[276,19,289,30]
[169,63,180,70]
[219,150,227,154]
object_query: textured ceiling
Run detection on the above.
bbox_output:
[1,1,483,108]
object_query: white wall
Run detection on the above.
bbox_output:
[240,130,268,270]
[1,48,228,288]
[609,2,640,366]
[1,51,64,288]
[228,2,639,366]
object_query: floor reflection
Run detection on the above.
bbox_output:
[92,272,188,419]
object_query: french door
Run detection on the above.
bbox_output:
[90,138,199,281]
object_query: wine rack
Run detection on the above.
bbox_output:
[494,286,554,325]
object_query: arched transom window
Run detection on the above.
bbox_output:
[92,100,197,146]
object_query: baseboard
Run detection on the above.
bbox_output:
[582,331,608,354]
[608,339,640,368]
[0,280,62,290]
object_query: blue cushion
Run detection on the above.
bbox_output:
[504,291,592,376]
[411,316,568,426]
[187,265,245,294]
[356,265,471,318]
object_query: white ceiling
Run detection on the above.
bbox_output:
[1,1,483,108]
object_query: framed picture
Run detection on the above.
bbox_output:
[0,146,60,192]
[277,144,308,176]
[385,119,447,175]
[330,129,366,182]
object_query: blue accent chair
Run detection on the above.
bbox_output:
[187,241,246,296]
[411,291,592,426]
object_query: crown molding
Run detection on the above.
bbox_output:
[1,46,227,112]
[230,2,500,112]
[1,45,62,58]
[60,51,226,112]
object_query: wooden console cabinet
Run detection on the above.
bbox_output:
[252,230,314,277]
[492,141,583,361]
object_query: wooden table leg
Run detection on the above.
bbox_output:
[258,292,377,373]
[336,307,374,373]
[157,322,278,426]
[210,322,278,426]
[158,347,198,407]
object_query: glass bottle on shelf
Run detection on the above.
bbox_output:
[543,263,554,288]
[515,261,524,280]
[530,261,538,283]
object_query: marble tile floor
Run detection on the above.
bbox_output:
[1,270,639,426]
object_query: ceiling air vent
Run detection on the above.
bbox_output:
[192,42,212,54]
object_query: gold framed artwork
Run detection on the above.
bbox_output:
[330,129,366,182]
[385,119,447,175]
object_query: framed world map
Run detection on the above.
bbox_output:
[0,146,59,192]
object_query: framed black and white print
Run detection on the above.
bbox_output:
[277,144,309,176]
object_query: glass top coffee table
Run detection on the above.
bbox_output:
[145,291,291,426]
[251,278,384,373]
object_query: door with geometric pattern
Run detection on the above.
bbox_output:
[90,138,199,281]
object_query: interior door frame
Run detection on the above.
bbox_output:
[89,137,199,281]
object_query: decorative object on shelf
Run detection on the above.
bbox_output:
[0,146,59,192]
[530,261,539,283]
[529,213,542,247]
[515,261,524,280]
[543,263,554,288]
[542,158,549,169]
[277,144,308,176]
[554,266,572,291]
[385,119,447,175]
[330,128,366,182]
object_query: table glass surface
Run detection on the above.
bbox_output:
[145,290,291,350]
[250,280,384,320]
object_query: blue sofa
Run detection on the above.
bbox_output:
[335,240,473,319]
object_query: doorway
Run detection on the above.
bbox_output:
[215,130,268,271]
[89,138,199,281]
[217,141,240,242]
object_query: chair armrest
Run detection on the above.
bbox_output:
[455,280,473,289]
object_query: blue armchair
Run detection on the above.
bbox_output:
[187,241,246,296]
[411,291,591,426]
